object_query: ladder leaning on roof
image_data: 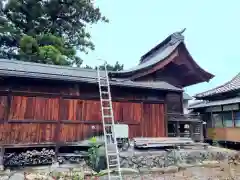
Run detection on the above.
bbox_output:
[96,60,122,180]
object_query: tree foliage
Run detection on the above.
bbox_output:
[97,61,124,71]
[0,0,108,66]
[19,34,78,65]
[84,61,124,71]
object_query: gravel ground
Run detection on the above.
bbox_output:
[99,165,240,180]
[1,162,240,180]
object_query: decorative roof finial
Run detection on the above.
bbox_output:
[169,28,186,45]
[179,28,186,34]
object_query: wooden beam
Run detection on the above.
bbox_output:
[60,120,140,125]
[7,120,58,123]
[113,99,164,104]
[3,143,56,149]
[6,119,140,125]
[0,90,164,104]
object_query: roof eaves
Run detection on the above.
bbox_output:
[189,97,240,109]
[0,59,182,92]
[195,73,240,98]
[180,43,214,83]
[0,68,182,92]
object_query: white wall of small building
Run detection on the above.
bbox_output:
[183,99,190,114]
[183,92,192,114]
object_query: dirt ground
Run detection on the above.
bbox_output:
[2,162,240,180]
[120,165,240,180]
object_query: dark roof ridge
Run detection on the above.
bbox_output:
[140,28,186,64]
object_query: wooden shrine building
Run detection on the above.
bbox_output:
[189,73,240,144]
[0,29,213,148]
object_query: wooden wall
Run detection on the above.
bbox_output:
[207,128,240,142]
[135,64,183,88]
[0,94,165,145]
[166,92,183,114]
[0,76,185,146]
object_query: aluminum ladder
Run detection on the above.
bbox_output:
[97,61,122,180]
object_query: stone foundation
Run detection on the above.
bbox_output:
[118,148,237,170]
[3,146,238,173]
[1,147,239,179]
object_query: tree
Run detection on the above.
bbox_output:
[84,61,124,71]
[97,61,124,71]
[84,65,94,69]
[0,0,108,66]
[19,34,79,65]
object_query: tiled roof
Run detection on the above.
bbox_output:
[110,30,185,75]
[110,29,214,87]
[0,59,182,92]
[189,97,240,109]
[195,73,240,98]
[111,39,181,75]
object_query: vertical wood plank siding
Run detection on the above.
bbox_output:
[59,99,83,121]
[0,95,165,144]
[0,124,56,144]
[9,96,60,121]
[0,96,7,122]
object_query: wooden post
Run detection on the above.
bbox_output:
[4,89,12,124]
[164,104,168,137]
[176,121,180,137]
[53,96,62,167]
[0,146,5,171]
[189,122,193,140]
[210,109,213,128]
[200,122,204,142]
[232,108,235,127]
[0,89,11,170]
[210,107,217,145]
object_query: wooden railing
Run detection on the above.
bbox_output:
[167,113,203,142]
[167,113,202,122]
[207,128,240,142]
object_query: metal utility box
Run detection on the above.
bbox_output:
[113,124,129,151]
[113,124,129,138]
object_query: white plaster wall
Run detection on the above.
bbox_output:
[183,100,189,114]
